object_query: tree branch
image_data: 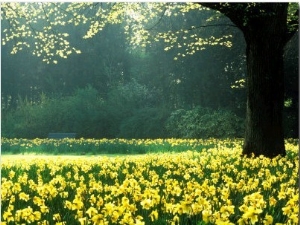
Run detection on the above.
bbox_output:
[186,23,237,31]
[285,8,299,44]
[144,6,168,31]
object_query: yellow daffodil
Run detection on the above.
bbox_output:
[242,206,262,224]
[53,213,61,221]
[8,170,15,179]
[40,205,50,213]
[140,198,152,210]
[19,192,30,201]
[33,211,42,221]
[37,220,50,225]
[282,205,292,216]
[263,214,273,225]
[149,209,158,221]
[86,206,98,218]
[78,217,87,225]
[269,196,277,207]
[72,197,84,210]
[135,215,145,225]
[3,210,14,222]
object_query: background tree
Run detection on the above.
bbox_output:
[283,32,299,138]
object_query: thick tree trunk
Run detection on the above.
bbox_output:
[243,40,286,157]
[242,5,288,157]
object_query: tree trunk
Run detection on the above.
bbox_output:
[242,5,288,157]
[198,3,297,158]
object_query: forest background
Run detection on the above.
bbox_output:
[1,3,298,139]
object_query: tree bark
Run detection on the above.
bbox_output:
[243,38,286,157]
[242,4,288,157]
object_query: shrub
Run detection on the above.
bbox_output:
[165,106,244,138]
[118,107,170,139]
[1,86,107,138]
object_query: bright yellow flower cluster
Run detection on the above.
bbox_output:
[1,139,299,224]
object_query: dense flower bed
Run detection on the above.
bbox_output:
[1,139,298,224]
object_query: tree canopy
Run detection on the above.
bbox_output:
[1,3,238,63]
[1,3,298,62]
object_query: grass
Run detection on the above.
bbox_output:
[1,138,242,155]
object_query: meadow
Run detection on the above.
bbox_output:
[1,138,243,155]
[1,138,299,225]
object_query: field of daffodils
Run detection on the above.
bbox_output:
[1,139,298,224]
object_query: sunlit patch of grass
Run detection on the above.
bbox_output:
[1,137,243,155]
[1,139,298,224]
